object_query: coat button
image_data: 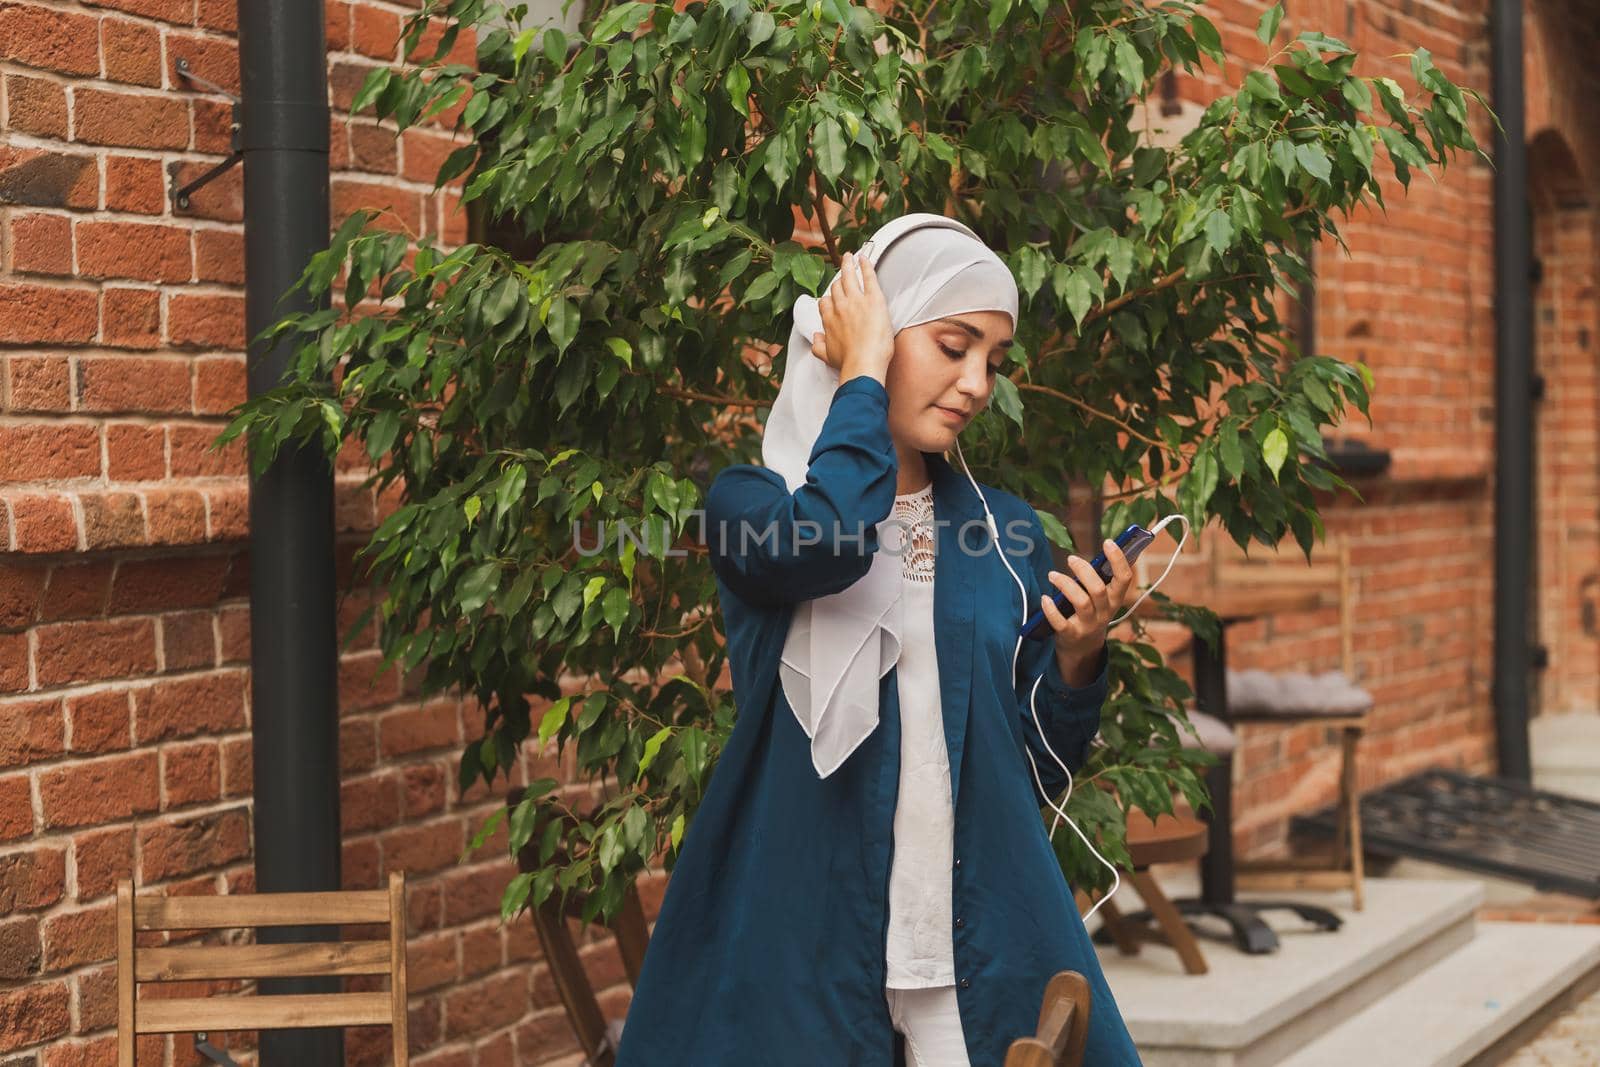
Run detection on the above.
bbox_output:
[959,978,971,989]
[954,858,962,869]
[954,917,965,929]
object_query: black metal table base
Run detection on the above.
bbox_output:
[1093,898,1342,956]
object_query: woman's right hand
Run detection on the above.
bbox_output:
[810,251,894,385]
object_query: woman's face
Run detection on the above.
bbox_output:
[884,310,1014,452]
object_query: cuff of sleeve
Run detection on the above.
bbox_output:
[1044,644,1109,711]
[833,374,887,406]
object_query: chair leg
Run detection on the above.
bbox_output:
[1344,727,1365,911]
[1129,870,1208,975]
[1092,890,1142,958]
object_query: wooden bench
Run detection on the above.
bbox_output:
[116,872,409,1066]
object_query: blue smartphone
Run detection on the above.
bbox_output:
[1018,523,1157,641]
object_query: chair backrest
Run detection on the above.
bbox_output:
[1003,970,1092,1067]
[507,788,651,1067]
[1141,522,1355,674]
[116,871,409,1067]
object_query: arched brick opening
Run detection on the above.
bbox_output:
[1527,129,1600,714]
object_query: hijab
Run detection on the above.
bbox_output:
[761,212,1020,778]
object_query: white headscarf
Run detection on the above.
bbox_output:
[761,212,1020,778]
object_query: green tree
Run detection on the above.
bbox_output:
[221,0,1488,920]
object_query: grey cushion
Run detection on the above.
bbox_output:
[1227,668,1373,717]
[1179,709,1237,756]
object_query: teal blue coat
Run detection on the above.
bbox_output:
[615,375,1141,1065]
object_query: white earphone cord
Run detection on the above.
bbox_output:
[952,437,1189,924]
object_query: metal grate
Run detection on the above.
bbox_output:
[1293,768,1600,899]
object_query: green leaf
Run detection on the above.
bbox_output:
[990,374,1023,429]
[1257,2,1285,45]
[583,575,606,610]
[814,117,847,181]
[538,697,571,749]
[1295,142,1332,184]
[638,727,671,774]
[1262,427,1289,480]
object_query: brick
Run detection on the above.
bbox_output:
[111,556,231,614]
[400,129,464,186]
[0,4,99,76]
[0,847,65,911]
[34,617,157,688]
[100,286,162,349]
[8,212,72,275]
[0,562,46,631]
[44,1036,116,1067]
[38,753,158,830]
[8,494,78,553]
[351,5,400,59]
[161,740,220,808]
[169,424,244,477]
[331,177,422,236]
[3,355,72,412]
[191,98,234,155]
[442,971,526,1040]
[381,819,464,877]
[329,60,378,114]
[103,156,165,214]
[72,828,134,900]
[138,807,250,881]
[39,561,112,622]
[77,356,191,415]
[72,87,187,150]
[169,160,242,223]
[145,488,207,545]
[104,424,166,482]
[407,19,477,69]
[132,670,246,743]
[0,147,98,209]
[192,355,244,414]
[40,904,114,972]
[219,735,250,797]
[79,492,145,549]
[160,611,215,671]
[76,221,192,283]
[72,964,118,1034]
[197,0,235,33]
[440,864,506,927]
[192,228,242,284]
[0,916,41,980]
[0,697,64,765]
[167,32,238,96]
[403,762,447,819]
[0,284,97,344]
[5,74,68,139]
[0,632,28,690]
[0,980,70,1052]
[81,0,191,21]
[341,772,398,833]
[0,775,30,841]
[0,424,100,482]
[65,689,131,754]
[166,292,244,350]
[100,17,161,87]
[204,484,247,540]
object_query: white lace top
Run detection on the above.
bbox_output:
[883,480,957,988]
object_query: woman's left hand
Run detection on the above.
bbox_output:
[1039,539,1135,685]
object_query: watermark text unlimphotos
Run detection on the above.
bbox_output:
[572,510,1041,559]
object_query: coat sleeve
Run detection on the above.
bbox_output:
[1011,504,1109,806]
[704,375,897,608]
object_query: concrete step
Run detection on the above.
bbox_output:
[1106,878,1484,1067]
[1278,921,1600,1067]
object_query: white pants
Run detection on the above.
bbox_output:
[885,985,972,1067]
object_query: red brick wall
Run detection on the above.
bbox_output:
[3,0,1599,1063]
[0,2,636,1065]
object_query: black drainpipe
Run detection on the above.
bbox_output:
[239,2,343,1064]
[1491,0,1534,782]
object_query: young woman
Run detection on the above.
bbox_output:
[614,213,1143,1066]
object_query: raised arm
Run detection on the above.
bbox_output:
[704,375,897,608]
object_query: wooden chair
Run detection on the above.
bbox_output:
[508,788,650,1067]
[1003,970,1092,1067]
[116,871,409,1066]
[1080,810,1213,976]
[1140,528,1370,910]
